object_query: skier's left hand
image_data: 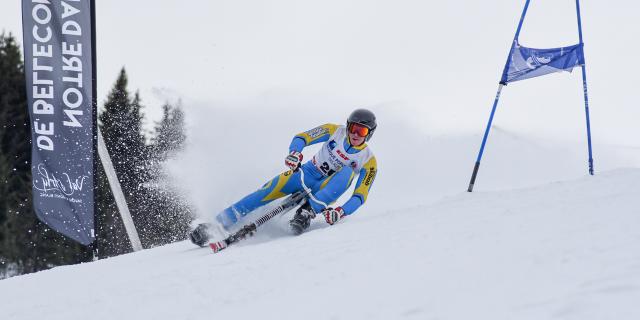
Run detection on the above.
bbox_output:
[323,207,345,225]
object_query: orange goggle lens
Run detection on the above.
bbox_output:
[348,123,370,137]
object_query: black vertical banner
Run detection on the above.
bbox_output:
[22,0,95,245]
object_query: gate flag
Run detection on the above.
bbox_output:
[501,41,585,84]
[22,0,96,245]
[467,0,594,192]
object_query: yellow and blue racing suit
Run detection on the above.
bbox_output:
[215,123,377,229]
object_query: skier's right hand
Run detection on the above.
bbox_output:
[285,151,303,171]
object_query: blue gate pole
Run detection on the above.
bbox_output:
[467,0,531,192]
[576,0,594,175]
[468,84,504,192]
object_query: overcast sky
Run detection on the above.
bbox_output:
[3,1,640,211]
[3,1,638,138]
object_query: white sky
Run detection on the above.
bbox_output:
[3,1,640,211]
[3,1,639,141]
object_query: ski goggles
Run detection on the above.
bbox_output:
[348,123,370,137]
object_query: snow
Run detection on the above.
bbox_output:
[3,1,640,318]
[1,166,639,320]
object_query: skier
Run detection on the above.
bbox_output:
[190,108,378,246]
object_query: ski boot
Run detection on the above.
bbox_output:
[289,201,315,235]
[189,223,212,247]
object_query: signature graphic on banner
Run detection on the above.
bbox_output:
[33,163,89,197]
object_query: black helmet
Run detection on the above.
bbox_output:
[347,108,377,141]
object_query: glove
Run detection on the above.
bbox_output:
[323,207,345,225]
[285,151,303,171]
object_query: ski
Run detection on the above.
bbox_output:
[209,190,310,253]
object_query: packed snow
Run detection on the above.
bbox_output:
[1,157,639,319]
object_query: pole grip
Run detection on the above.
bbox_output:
[468,162,481,192]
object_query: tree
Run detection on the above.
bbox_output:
[0,32,29,275]
[97,69,193,251]
[100,68,147,188]
[152,103,186,160]
[0,32,89,277]
[140,102,192,246]
[0,35,194,277]
[96,68,148,256]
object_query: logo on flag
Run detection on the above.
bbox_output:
[501,40,585,84]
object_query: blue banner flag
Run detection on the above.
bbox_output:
[467,0,594,192]
[22,0,96,245]
[501,40,585,84]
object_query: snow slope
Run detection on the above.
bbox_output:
[3,1,640,318]
[1,169,639,320]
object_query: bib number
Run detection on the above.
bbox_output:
[319,161,336,176]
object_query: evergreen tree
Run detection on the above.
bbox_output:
[152,103,186,161]
[97,69,194,251]
[0,33,89,277]
[0,33,24,238]
[96,68,146,255]
[0,35,194,277]
[140,102,192,246]
[0,32,28,274]
[100,68,147,188]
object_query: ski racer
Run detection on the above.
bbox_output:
[190,108,378,246]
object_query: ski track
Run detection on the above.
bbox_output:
[1,170,640,320]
